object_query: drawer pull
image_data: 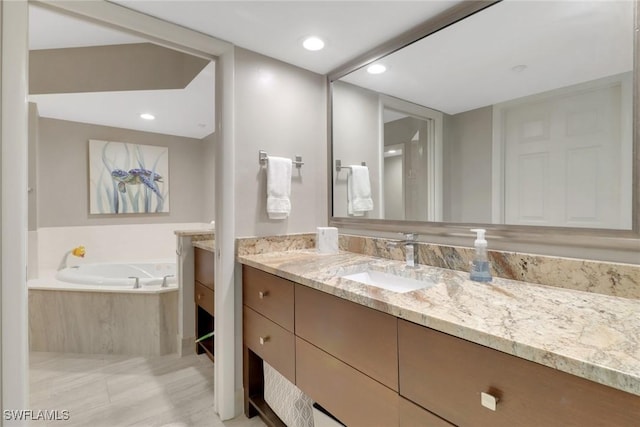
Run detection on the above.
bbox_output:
[259,336,270,345]
[197,294,202,300]
[258,291,269,299]
[481,392,499,411]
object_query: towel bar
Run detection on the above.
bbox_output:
[259,150,304,168]
[335,159,367,172]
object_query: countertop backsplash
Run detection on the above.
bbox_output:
[224,231,639,300]
[236,233,316,256]
[339,234,640,300]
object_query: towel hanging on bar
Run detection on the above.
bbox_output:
[347,165,373,216]
[266,156,292,219]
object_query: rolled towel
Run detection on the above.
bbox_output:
[266,156,292,219]
[347,165,373,216]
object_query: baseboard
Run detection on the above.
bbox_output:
[235,388,244,417]
[178,335,196,357]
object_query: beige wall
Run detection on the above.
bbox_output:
[201,131,216,223]
[28,102,39,231]
[233,47,327,237]
[332,81,381,218]
[443,106,493,223]
[37,117,212,227]
[384,155,404,220]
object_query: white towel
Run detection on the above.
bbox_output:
[266,156,292,219]
[347,165,373,216]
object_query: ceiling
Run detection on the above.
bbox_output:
[29,6,215,139]
[112,0,464,75]
[30,62,216,139]
[342,1,634,115]
[28,1,465,138]
[28,1,634,137]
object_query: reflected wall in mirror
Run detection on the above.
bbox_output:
[331,0,635,230]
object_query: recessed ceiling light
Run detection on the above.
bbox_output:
[367,64,386,74]
[140,113,155,120]
[302,36,325,51]
[511,64,527,73]
[388,150,396,154]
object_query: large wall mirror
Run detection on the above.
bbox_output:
[330,0,638,251]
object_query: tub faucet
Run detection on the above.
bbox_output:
[161,275,174,288]
[129,276,140,289]
[57,246,86,271]
[388,233,419,267]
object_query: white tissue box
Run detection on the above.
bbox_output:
[316,227,339,254]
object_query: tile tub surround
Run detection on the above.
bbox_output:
[37,223,208,274]
[339,234,640,300]
[237,249,640,398]
[29,289,178,356]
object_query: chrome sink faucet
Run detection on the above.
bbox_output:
[388,233,419,267]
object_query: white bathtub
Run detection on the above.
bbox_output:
[28,261,177,293]
[54,261,176,287]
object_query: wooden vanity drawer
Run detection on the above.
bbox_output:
[195,281,214,316]
[243,266,294,331]
[398,319,640,427]
[194,247,214,289]
[295,285,398,390]
[296,337,398,427]
[244,306,295,383]
[399,397,453,427]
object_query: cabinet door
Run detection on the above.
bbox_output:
[295,285,398,390]
[194,247,214,289]
[296,337,399,427]
[398,319,640,427]
[244,307,295,383]
[195,282,214,316]
[243,266,294,331]
[399,398,453,427]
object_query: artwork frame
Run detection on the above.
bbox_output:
[89,139,169,214]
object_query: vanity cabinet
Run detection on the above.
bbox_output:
[244,307,295,383]
[399,397,453,427]
[243,266,295,426]
[194,247,214,361]
[295,285,398,391]
[243,266,294,331]
[398,319,640,427]
[295,286,399,426]
[243,265,399,427]
[296,337,398,427]
[243,266,640,427]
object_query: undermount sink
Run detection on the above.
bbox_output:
[341,269,436,293]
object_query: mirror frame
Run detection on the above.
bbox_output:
[327,0,640,254]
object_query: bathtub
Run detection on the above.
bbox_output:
[55,261,177,288]
[28,260,178,355]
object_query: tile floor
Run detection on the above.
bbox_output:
[29,352,266,427]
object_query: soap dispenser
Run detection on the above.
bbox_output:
[470,229,492,282]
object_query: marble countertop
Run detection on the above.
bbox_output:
[193,240,214,252]
[237,249,640,397]
[174,229,214,237]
